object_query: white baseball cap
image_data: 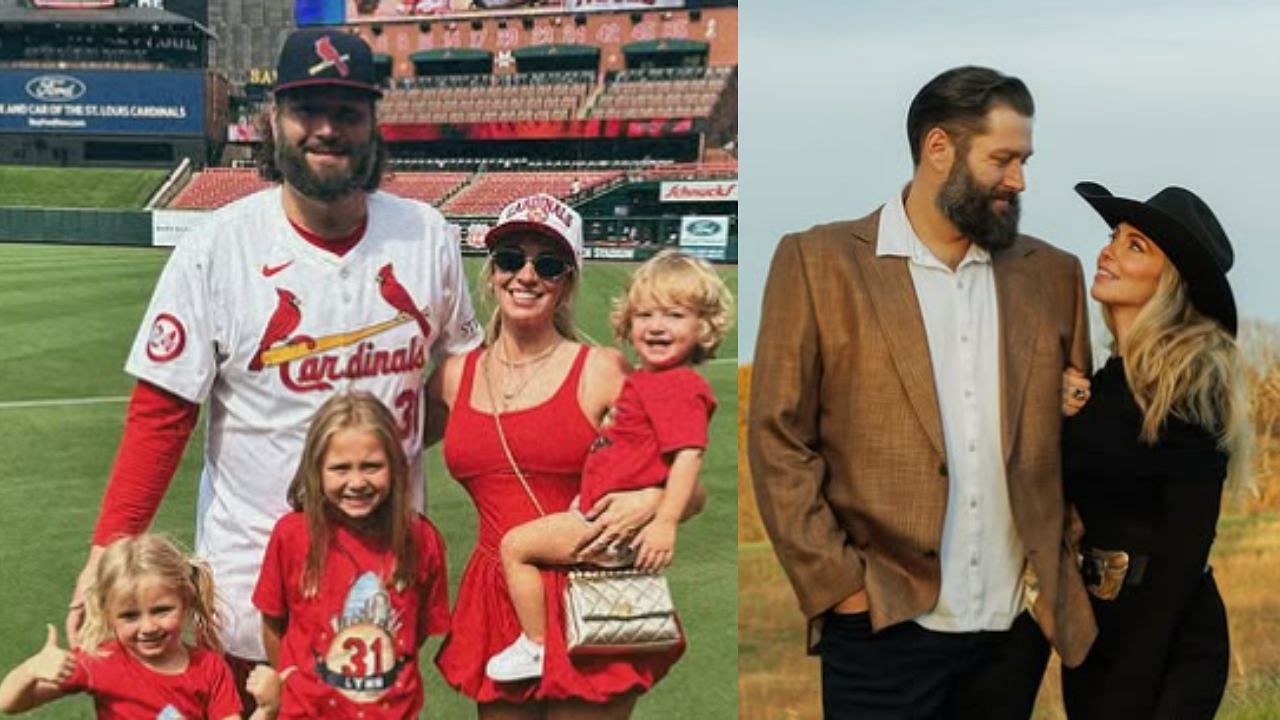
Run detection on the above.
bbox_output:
[485,193,584,268]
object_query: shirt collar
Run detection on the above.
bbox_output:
[877,185,991,269]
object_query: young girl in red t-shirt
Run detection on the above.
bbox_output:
[253,392,449,719]
[486,250,733,682]
[0,533,280,719]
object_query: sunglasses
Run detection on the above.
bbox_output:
[490,248,573,280]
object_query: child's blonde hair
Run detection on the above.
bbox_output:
[611,250,734,364]
[79,534,221,655]
[286,392,418,597]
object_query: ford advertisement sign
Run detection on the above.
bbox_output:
[1,70,204,136]
[679,215,730,260]
[24,75,87,103]
[679,215,730,248]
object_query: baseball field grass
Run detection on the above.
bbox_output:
[0,243,738,719]
[0,167,168,209]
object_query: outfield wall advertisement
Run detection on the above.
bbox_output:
[679,214,729,261]
[660,180,738,203]
[0,70,205,136]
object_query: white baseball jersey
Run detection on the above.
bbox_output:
[125,186,481,660]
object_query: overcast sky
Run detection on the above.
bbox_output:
[738,0,1280,363]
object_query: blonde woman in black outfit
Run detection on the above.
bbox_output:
[1058,182,1250,719]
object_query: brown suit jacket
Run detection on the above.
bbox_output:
[747,209,1098,667]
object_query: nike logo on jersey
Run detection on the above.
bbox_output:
[262,261,294,277]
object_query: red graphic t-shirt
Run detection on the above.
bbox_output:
[577,366,717,512]
[253,512,449,719]
[60,641,240,720]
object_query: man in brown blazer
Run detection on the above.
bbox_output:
[748,66,1097,719]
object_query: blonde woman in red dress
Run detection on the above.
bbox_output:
[431,194,698,719]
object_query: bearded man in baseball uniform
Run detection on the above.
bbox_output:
[64,28,481,692]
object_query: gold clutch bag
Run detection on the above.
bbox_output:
[565,568,683,656]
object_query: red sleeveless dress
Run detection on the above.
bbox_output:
[435,345,684,704]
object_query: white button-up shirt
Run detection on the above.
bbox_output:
[876,190,1025,633]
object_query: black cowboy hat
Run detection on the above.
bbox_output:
[1075,181,1237,335]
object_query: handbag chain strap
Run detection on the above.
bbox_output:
[482,349,547,518]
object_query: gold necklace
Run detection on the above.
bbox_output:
[494,340,562,368]
[484,342,561,405]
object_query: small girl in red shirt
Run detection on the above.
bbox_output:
[486,250,733,682]
[0,533,279,719]
[253,392,449,719]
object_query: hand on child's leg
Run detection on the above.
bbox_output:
[632,518,677,572]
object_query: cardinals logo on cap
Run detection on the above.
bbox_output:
[311,35,351,77]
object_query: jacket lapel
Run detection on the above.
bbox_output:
[994,241,1041,464]
[850,215,946,460]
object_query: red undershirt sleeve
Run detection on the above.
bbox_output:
[91,379,198,546]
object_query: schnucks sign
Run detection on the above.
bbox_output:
[660,180,738,203]
[0,70,204,136]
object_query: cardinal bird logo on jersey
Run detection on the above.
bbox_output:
[249,288,306,371]
[312,36,350,77]
[377,263,433,340]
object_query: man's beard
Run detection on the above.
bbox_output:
[275,133,376,203]
[936,158,1020,251]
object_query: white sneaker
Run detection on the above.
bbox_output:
[486,633,544,682]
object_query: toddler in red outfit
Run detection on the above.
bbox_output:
[253,392,449,719]
[0,534,280,719]
[487,250,733,683]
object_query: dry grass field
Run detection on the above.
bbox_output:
[739,324,1280,719]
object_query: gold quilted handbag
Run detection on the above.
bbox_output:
[565,568,683,656]
[486,380,683,657]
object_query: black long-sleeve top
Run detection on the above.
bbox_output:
[1062,356,1228,702]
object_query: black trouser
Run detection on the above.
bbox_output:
[819,610,1049,720]
[1062,570,1229,720]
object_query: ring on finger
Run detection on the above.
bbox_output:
[1072,387,1087,400]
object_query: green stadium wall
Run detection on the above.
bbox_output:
[0,208,152,246]
[0,209,737,262]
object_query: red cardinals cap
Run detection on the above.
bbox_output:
[274,29,382,97]
[486,193,584,267]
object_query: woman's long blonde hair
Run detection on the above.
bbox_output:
[79,534,222,655]
[286,392,418,596]
[1106,265,1251,490]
